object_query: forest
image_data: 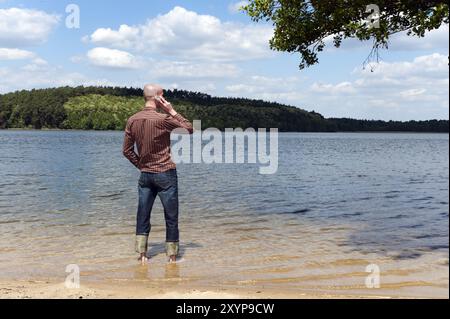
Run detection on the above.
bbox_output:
[0,86,448,132]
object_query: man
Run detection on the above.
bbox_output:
[123,84,194,264]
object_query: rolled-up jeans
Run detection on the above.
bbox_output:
[135,169,179,257]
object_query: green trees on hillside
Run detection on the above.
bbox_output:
[61,94,332,131]
[63,95,143,130]
[0,86,142,129]
[0,86,448,132]
[329,118,449,133]
[0,86,334,131]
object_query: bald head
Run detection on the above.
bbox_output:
[144,84,163,101]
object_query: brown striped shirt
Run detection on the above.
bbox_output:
[123,107,193,173]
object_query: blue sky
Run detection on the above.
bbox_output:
[0,0,448,120]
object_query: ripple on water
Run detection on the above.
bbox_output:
[387,214,409,219]
[280,208,311,215]
[225,227,272,234]
[0,220,22,225]
[0,131,448,297]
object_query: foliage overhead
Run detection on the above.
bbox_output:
[243,0,449,69]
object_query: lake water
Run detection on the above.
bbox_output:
[0,131,448,298]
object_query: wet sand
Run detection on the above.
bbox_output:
[1,238,448,300]
[0,280,340,299]
[0,213,448,299]
[2,278,444,299]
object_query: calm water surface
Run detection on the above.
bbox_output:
[0,131,448,297]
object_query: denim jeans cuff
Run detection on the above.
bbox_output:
[135,235,148,254]
[166,242,179,257]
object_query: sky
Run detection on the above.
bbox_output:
[0,0,448,121]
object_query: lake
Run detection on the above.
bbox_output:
[0,130,448,298]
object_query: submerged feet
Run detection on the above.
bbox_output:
[166,242,179,263]
[137,253,177,265]
[138,253,148,265]
[137,242,179,264]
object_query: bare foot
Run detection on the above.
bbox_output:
[138,253,148,265]
[168,255,177,263]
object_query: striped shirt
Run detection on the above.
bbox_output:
[123,107,193,173]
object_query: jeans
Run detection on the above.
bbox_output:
[135,169,179,256]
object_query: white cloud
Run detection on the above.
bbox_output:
[0,48,35,60]
[323,25,449,53]
[358,53,449,79]
[89,24,139,49]
[389,25,449,51]
[70,55,84,63]
[0,60,116,93]
[221,53,448,120]
[87,47,140,69]
[310,81,356,94]
[150,61,240,79]
[304,53,449,120]
[0,8,60,47]
[134,61,241,96]
[399,88,427,100]
[87,6,273,62]
[225,75,306,102]
[228,1,248,14]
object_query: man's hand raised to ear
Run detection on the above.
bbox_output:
[155,96,178,117]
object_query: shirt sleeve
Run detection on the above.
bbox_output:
[163,112,194,134]
[122,119,140,168]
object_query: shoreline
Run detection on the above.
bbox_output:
[1,128,448,134]
[1,279,435,299]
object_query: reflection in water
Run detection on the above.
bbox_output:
[0,131,448,297]
[132,261,181,283]
[133,265,151,282]
[165,264,180,280]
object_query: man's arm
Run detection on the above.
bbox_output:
[157,96,194,134]
[122,119,140,168]
[164,111,194,134]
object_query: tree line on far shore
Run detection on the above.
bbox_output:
[0,86,448,132]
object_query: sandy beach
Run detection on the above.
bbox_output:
[1,253,448,300]
[0,279,434,299]
[1,279,266,299]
